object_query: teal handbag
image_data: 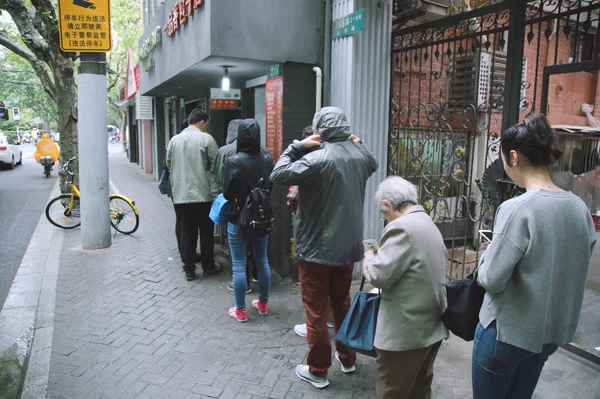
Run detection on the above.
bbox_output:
[209,193,229,225]
[158,168,171,196]
[335,275,381,357]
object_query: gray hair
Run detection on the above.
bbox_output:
[375,176,419,212]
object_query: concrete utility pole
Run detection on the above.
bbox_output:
[78,52,111,249]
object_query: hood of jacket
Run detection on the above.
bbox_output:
[226,119,242,144]
[312,107,352,142]
[237,119,261,153]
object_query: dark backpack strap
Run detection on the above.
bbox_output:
[235,161,266,211]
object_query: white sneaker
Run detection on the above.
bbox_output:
[294,323,307,337]
[335,351,356,374]
[295,364,330,389]
[294,322,333,337]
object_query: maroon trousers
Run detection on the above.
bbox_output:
[298,261,356,377]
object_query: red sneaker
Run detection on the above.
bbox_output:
[228,307,248,322]
[251,299,268,315]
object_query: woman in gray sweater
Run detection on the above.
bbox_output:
[473,113,597,398]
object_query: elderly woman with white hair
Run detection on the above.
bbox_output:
[363,176,449,399]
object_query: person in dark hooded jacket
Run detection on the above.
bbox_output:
[212,119,242,185]
[223,119,274,323]
[271,107,378,389]
[213,119,269,186]
[213,119,263,294]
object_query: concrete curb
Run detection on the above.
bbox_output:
[562,343,600,366]
[0,181,63,398]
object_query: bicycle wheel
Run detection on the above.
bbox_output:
[109,194,139,235]
[45,194,81,229]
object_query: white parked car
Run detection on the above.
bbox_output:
[0,134,23,169]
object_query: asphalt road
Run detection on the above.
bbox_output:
[0,143,57,309]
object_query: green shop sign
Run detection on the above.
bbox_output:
[268,64,281,79]
[333,9,365,40]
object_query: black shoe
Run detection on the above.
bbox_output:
[203,263,223,277]
[227,280,252,294]
[184,271,196,281]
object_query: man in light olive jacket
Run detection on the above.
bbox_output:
[363,176,448,399]
[167,108,222,281]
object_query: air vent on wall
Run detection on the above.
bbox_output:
[448,51,509,113]
[136,93,154,120]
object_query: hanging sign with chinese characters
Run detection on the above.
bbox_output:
[332,8,364,40]
[165,0,205,37]
[209,88,241,110]
[210,99,239,110]
[265,76,284,162]
[57,0,112,52]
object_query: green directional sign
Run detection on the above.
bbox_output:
[333,9,365,40]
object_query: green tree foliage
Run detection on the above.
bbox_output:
[106,0,142,126]
[0,47,58,130]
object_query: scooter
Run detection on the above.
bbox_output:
[40,155,53,178]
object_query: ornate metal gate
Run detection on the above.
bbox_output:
[389,0,600,278]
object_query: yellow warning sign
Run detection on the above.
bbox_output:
[57,0,111,52]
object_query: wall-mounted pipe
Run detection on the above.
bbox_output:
[323,0,332,106]
[313,66,323,111]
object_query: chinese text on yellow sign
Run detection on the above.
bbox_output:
[58,0,111,52]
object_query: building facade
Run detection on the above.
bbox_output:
[136,0,599,280]
[137,0,325,276]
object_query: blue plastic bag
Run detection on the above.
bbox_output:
[209,193,229,225]
[335,276,380,357]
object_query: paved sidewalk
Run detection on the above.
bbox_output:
[26,152,598,398]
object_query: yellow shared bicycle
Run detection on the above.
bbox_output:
[45,157,140,234]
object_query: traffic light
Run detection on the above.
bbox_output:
[12,107,20,120]
[0,102,7,121]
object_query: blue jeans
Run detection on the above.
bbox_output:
[227,222,271,309]
[472,322,558,399]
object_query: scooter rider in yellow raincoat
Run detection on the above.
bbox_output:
[34,133,60,177]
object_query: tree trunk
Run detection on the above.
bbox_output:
[52,58,79,191]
